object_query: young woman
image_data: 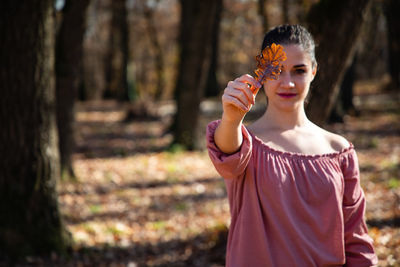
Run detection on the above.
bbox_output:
[206,25,378,266]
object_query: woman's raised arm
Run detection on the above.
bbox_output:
[214,74,257,154]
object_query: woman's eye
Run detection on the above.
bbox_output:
[295,69,306,74]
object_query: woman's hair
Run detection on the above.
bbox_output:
[261,24,317,67]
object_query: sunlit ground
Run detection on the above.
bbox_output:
[54,80,400,266]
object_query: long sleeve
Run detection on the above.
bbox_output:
[206,120,252,179]
[340,150,378,266]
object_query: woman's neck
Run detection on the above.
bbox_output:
[259,105,310,131]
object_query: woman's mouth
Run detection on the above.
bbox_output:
[277,93,297,98]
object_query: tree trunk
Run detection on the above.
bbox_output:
[173,0,223,149]
[384,0,400,91]
[295,0,311,24]
[143,4,166,100]
[104,0,129,101]
[56,0,91,180]
[282,0,290,24]
[204,0,223,98]
[81,0,111,101]
[340,54,357,114]
[258,0,269,33]
[329,54,358,123]
[306,0,372,125]
[0,0,70,258]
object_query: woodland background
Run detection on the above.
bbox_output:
[0,0,399,266]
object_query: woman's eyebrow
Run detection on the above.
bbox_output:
[293,64,307,68]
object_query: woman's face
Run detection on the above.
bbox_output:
[263,44,316,112]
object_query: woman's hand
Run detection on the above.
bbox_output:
[221,74,258,123]
[214,74,258,154]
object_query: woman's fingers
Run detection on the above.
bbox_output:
[227,78,255,104]
[222,74,258,116]
[228,80,254,104]
[236,74,258,90]
[225,86,251,108]
[222,94,249,112]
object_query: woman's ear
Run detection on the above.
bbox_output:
[311,64,317,81]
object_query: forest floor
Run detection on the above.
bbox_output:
[14,80,400,267]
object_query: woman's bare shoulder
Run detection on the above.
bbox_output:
[314,125,351,152]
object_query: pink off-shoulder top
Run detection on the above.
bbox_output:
[206,120,378,267]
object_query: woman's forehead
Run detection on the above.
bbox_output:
[282,44,312,66]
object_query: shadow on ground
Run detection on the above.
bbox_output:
[2,227,227,267]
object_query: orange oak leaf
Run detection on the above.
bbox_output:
[251,43,287,95]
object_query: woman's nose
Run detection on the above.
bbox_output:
[279,72,295,89]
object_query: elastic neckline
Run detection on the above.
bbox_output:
[248,130,354,160]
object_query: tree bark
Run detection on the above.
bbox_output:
[143,4,166,100]
[205,0,223,98]
[306,0,372,125]
[0,0,70,258]
[258,0,269,33]
[104,0,130,101]
[282,0,290,24]
[81,0,111,101]
[56,0,91,180]
[329,54,358,123]
[384,0,400,91]
[173,0,223,149]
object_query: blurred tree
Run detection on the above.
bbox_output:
[204,0,224,97]
[143,1,165,100]
[355,0,387,80]
[258,0,269,33]
[173,0,223,149]
[295,0,311,24]
[306,0,372,125]
[282,0,290,23]
[339,55,357,114]
[0,0,70,258]
[329,54,358,123]
[81,0,111,100]
[104,0,130,101]
[56,0,91,180]
[384,0,400,91]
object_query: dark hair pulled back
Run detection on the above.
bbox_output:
[261,24,317,67]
